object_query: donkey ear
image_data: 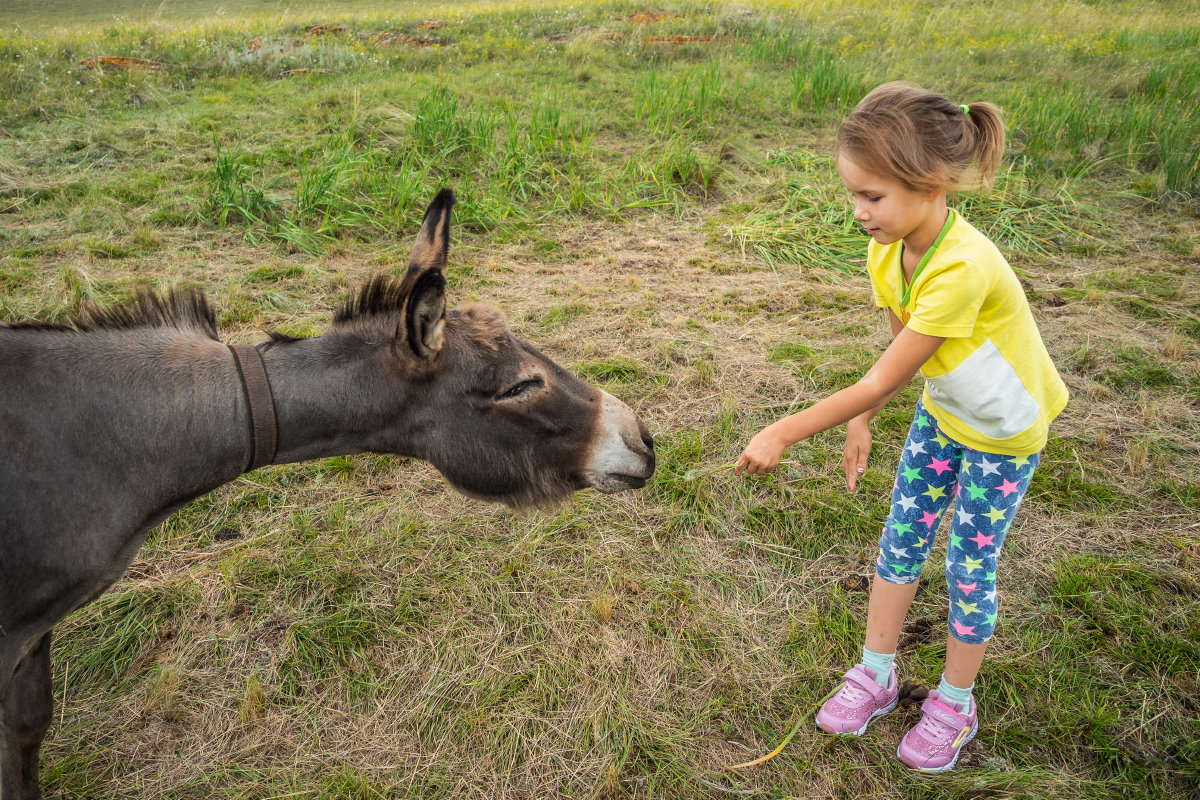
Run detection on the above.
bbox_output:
[404,267,446,359]
[407,187,455,275]
[399,189,454,359]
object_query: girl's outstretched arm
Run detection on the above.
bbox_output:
[735,323,945,476]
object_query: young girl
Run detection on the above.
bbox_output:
[735,82,1068,772]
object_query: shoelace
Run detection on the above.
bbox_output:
[837,678,871,706]
[917,712,953,739]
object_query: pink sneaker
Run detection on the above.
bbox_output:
[815,664,898,735]
[897,690,978,772]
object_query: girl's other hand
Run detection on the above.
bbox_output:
[735,427,786,476]
[842,422,872,491]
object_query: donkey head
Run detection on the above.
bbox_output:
[357,189,654,507]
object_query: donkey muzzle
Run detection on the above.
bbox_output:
[585,392,655,493]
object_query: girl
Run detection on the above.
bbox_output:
[735,82,1068,772]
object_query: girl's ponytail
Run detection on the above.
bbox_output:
[961,101,1005,189]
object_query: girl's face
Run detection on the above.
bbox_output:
[837,154,943,248]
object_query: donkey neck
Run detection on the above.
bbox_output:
[257,332,421,466]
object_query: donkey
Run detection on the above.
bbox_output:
[0,188,655,800]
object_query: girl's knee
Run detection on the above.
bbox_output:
[876,541,929,585]
[949,625,994,646]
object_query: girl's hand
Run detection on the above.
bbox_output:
[842,422,872,491]
[735,427,787,476]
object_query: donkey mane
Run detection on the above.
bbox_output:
[327,274,510,352]
[5,277,413,342]
[2,288,219,340]
[333,274,414,327]
[3,274,501,349]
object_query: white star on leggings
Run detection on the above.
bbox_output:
[975,457,1001,477]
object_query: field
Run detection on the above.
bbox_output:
[2,0,1199,798]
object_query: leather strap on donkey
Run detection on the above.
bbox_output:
[229,344,278,472]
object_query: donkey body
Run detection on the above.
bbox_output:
[0,189,654,800]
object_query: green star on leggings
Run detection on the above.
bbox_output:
[902,465,923,483]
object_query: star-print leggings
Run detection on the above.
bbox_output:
[875,399,1040,645]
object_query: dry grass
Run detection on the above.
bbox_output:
[2,1,1198,798]
[31,207,1200,798]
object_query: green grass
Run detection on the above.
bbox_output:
[4,0,1200,798]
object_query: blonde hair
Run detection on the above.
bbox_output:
[836,82,1006,195]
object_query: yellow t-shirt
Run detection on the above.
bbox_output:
[868,210,1068,456]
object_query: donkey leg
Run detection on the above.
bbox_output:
[0,632,53,800]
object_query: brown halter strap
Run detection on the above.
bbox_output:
[229,343,278,472]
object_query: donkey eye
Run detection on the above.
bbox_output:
[496,378,544,401]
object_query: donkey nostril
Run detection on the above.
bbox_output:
[637,419,654,453]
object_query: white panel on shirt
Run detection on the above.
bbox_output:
[925,338,1039,440]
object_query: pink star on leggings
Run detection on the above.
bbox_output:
[951,619,977,638]
[969,531,996,548]
[998,478,1020,497]
[956,580,978,595]
[927,457,953,475]
[920,510,939,528]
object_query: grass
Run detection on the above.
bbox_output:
[3,0,1200,798]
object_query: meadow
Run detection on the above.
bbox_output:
[1,0,1198,798]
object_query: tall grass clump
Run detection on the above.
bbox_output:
[412,85,496,163]
[789,56,871,112]
[1006,55,1200,197]
[205,127,431,252]
[738,26,817,66]
[618,137,723,213]
[953,164,1103,254]
[486,97,599,211]
[283,127,382,248]
[525,95,595,157]
[204,136,278,230]
[634,62,731,138]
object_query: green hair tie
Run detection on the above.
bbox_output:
[960,104,970,115]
